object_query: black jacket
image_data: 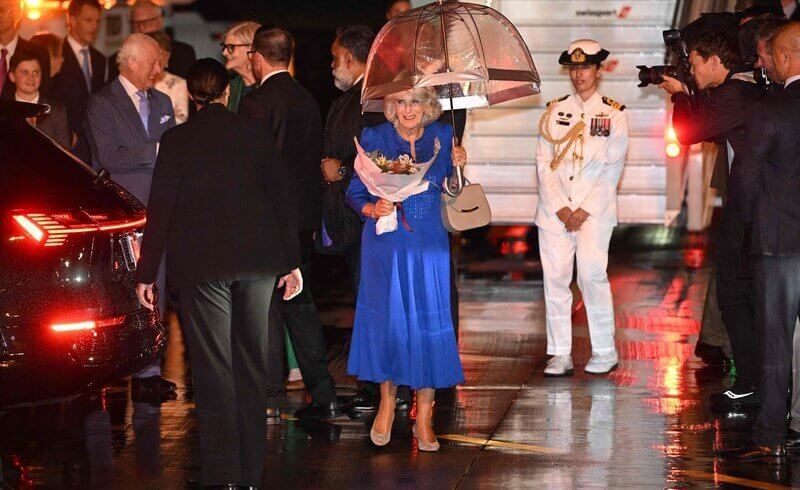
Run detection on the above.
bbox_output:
[671,73,762,200]
[239,72,323,233]
[731,81,800,256]
[0,37,51,100]
[108,38,196,80]
[135,104,300,287]
[35,94,70,148]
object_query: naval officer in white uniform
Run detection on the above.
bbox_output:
[535,39,629,376]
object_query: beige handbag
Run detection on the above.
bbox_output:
[440,166,492,232]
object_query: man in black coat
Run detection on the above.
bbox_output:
[0,0,51,100]
[659,32,763,411]
[107,0,196,80]
[51,0,106,162]
[135,59,301,487]
[729,21,800,463]
[239,26,343,422]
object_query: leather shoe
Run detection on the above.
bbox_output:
[350,387,378,410]
[266,407,282,425]
[733,444,787,464]
[132,375,177,393]
[295,401,343,421]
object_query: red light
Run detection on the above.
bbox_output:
[12,215,45,242]
[52,320,96,332]
[10,213,145,247]
[51,315,125,332]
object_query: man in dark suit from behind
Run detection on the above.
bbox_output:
[730,21,800,462]
[240,27,343,422]
[85,33,176,400]
[8,48,69,147]
[108,0,196,80]
[0,0,50,100]
[51,0,106,161]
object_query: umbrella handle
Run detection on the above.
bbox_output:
[443,164,466,197]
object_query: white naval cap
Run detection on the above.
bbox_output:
[558,39,610,66]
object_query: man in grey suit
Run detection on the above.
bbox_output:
[86,33,176,398]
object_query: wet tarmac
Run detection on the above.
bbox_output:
[1,226,797,489]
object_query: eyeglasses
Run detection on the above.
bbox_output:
[220,43,250,55]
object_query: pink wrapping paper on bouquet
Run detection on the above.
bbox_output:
[353,137,440,235]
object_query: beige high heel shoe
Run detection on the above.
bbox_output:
[412,424,440,452]
[370,412,395,447]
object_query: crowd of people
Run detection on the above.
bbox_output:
[654,3,800,463]
[6,0,800,485]
[3,0,467,487]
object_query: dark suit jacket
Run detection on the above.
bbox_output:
[51,39,106,160]
[0,37,51,100]
[85,77,175,204]
[671,74,762,200]
[135,104,300,288]
[108,38,196,80]
[731,81,800,256]
[35,95,70,148]
[240,72,323,233]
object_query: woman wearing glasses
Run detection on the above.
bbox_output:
[220,21,261,112]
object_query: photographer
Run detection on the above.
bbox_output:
[659,32,763,411]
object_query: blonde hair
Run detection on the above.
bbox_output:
[384,87,442,128]
[224,21,261,46]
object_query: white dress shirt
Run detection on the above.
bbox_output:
[1,35,20,71]
[259,68,290,86]
[15,92,39,104]
[118,74,144,112]
[66,35,92,76]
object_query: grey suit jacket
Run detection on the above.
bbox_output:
[85,77,175,205]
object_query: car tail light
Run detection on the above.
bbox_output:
[51,316,126,332]
[665,125,681,158]
[10,212,146,247]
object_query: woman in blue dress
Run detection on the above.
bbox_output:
[346,87,466,451]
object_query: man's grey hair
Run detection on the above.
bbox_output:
[117,33,159,70]
[130,0,161,17]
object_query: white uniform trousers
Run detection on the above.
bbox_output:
[538,218,616,356]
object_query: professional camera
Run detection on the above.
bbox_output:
[637,29,698,96]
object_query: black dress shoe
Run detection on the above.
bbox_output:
[266,407,282,425]
[351,387,378,411]
[295,401,344,421]
[733,444,787,464]
[395,397,411,412]
[132,375,177,393]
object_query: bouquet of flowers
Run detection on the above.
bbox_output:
[354,136,441,235]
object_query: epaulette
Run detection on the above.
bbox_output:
[546,95,569,108]
[602,96,626,112]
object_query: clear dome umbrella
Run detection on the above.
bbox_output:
[361,0,541,195]
[361,0,541,119]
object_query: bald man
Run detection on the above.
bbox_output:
[108,0,196,79]
[730,22,800,462]
[85,33,176,399]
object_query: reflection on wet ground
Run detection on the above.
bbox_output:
[2,226,798,488]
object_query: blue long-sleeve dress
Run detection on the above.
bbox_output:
[345,121,465,390]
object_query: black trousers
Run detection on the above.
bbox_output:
[715,210,758,388]
[268,236,338,405]
[179,277,275,487]
[752,255,800,445]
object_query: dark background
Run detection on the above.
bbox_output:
[178,0,392,116]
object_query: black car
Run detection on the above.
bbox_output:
[0,101,165,407]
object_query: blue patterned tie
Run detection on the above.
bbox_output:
[80,48,92,91]
[136,90,150,136]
